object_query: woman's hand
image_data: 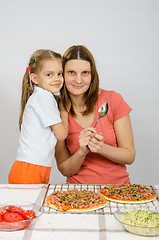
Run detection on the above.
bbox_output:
[88,132,104,153]
[79,127,96,155]
[55,127,97,177]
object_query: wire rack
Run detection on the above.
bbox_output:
[42,184,159,215]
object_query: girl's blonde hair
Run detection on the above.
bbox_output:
[19,49,62,130]
[60,45,99,117]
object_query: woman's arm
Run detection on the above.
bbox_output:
[55,127,96,177]
[88,114,135,165]
[55,140,87,177]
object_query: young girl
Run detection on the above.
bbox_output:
[8,49,68,184]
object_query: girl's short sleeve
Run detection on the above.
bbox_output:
[33,91,61,128]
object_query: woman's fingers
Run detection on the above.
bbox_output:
[93,132,104,141]
[88,141,104,153]
[79,136,91,147]
[79,127,96,149]
[79,128,104,153]
[88,132,104,153]
[80,127,96,135]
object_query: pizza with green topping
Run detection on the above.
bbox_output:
[100,184,157,203]
[45,189,107,212]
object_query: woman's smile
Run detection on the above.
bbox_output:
[71,84,84,89]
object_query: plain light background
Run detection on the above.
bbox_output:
[0,0,159,184]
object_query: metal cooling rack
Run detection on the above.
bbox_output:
[42,184,159,215]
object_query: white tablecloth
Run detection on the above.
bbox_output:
[0,184,159,240]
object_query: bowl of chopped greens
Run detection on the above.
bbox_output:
[114,206,159,236]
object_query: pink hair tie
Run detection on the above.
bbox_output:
[26,67,30,72]
[25,67,33,88]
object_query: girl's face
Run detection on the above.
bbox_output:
[64,59,91,96]
[31,59,63,94]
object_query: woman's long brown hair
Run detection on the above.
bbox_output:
[19,49,62,130]
[60,45,99,117]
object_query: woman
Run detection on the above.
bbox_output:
[55,45,135,184]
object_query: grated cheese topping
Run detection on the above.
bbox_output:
[121,209,159,228]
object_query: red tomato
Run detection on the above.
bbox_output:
[0,210,7,216]
[25,210,36,219]
[13,207,28,220]
[3,212,25,222]
[5,205,19,212]
[4,205,34,220]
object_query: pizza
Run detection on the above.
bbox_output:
[100,184,157,203]
[45,189,107,212]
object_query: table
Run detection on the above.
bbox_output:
[0,184,159,240]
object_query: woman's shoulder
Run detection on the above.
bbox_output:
[98,89,126,110]
[99,89,132,121]
[99,89,122,100]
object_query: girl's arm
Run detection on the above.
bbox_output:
[51,104,68,141]
[88,114,136,165]
[55,127,95,177]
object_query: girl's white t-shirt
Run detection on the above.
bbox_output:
[16,86,61,167]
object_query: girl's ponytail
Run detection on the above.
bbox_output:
[19,71,34,130]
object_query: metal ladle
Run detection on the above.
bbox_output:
[93,102,108,128]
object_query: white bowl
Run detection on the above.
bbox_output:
[114,206,159,236]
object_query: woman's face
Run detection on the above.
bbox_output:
[64,59,91,96]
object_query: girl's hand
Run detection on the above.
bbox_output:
[88,132,104,153]
[78,127,96,155]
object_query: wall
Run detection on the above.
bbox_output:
[0,0,159,184]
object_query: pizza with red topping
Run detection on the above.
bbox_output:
[45,189,107,212]
[100,184,157,203]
